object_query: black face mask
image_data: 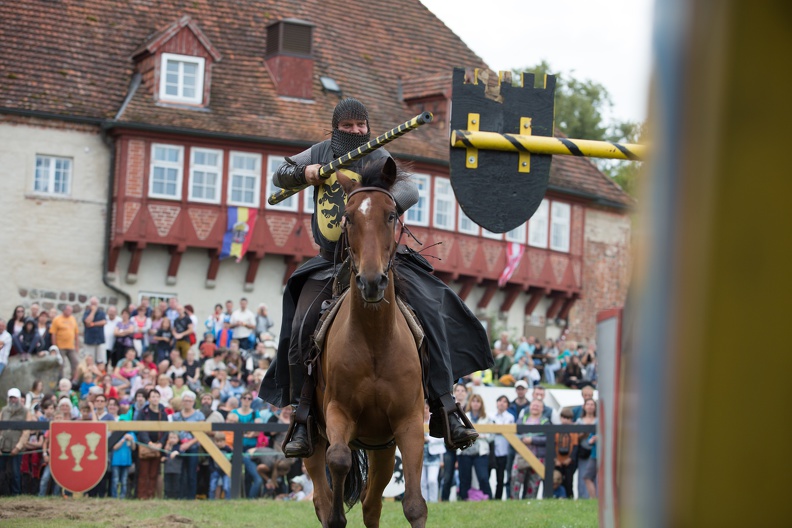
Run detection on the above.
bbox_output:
[331,128,371,157]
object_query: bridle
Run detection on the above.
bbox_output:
[341,186,406,280]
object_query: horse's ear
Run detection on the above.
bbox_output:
[381,157,397,187]
[336,171,357,195]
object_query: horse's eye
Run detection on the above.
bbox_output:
[388,212,397,222]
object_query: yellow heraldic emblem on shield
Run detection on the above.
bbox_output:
[316,168,361,241]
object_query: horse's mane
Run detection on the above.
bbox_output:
[359,157,412,191]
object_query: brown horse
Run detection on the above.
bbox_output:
[303,157,427,528]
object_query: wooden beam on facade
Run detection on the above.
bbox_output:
[524,287,548,316]
[476,280,499,310]
[166,245,185,285]
[205,249,221,288]
[457,276,478,301]
[545,294,565,320]
[125,241,146,283]
[499,284,523,313]
[244,251,265,291]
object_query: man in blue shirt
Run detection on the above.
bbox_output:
[82,297,107,368]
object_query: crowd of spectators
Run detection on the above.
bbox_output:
[0,297,315,500]
[1,303,598,502]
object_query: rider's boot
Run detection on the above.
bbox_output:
[282,365,314,458]
[428,392,479,450]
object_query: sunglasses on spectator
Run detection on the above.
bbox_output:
[241,396,253,400]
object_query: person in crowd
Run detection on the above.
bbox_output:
[50,305,80,384]
[35,311,52,356]
[421,402,445,503]
[25,380,45,410]
[38,402,61,497]
[225,342,244,379]
[103,306,119,366]
[508,380,530,420]
[255,406,297,498]
[555,408,579,499]
[0,319,10,377]
[531,385,558,423]
[113,348,140,391]
[576,397,598,499]
[255,303,274,342]
[74,354,103,389]
[56,378,79,409]
[199,332,217,360]
[231,391,265,499]
[552,469,567,498]
[200,392,224,423]
[131,307,151,357]
[514,336,534,363]
[155,373,173,404]
[112,309,135,366]
[216,319,233,349]
[230,297,256,351]
[110,420,135,499]
[8,306,26,341]
[491,332,514,379]
[491,394,515,500]
[183,349,202,393]
[511,399,549,500]
[162,431,183,499]
[147,306,164,347]
[28,303,40,321]
[172,390,205,499]
[79,371,97,400]
[57,396,78,420]
[165,297,180,324]
[135,389,168,499]
[173,304,194,359]
[525,359,542,387]
[543,338,561,385]
[91,392,112,421]
[562,355,585,389]
[82,297,107,368]
[441,383,470,501]
[0,388,34,496]
[280,475,307,501]
[509,355,530,383]
[205,303,226,341]
[209,432,232,500]
[457,393,493,501]
[140,349,158,373]
[223,374,246,403]
[571,385,596,421]
[12,317,39,362]
[583,350,598,388]
[100,373,119,400]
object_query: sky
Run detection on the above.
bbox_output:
[420,0,655,125]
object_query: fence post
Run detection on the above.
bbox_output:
[542,433,555,499]
[230,432,244,499]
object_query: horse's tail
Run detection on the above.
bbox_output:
[343,448,368,510]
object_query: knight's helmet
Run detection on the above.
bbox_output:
[331,98,370,157]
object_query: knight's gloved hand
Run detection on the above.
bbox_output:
[304,164,322,185]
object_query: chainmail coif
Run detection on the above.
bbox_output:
[331,98,371,157]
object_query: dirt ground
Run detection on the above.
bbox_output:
[0,498,197,528]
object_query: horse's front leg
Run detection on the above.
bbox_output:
[325,404,355,528]
[394,419,428,528]
[304,436,332,526]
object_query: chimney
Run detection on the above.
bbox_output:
[265,19,315,100]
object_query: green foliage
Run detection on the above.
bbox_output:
[515,61,644,197]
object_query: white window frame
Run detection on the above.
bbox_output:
[159,53,206,105]
[481,228,503,240]
[528,199,549,248]
[149,144,184,200]
[432,177,456,231]
[188,148,223,204]
[405,173,430,227]
[34,155,72,196]
[263,155,297,212]
[457,206,479,235]
[227,151,262,208]
[506,222,527,244]
[303,184,315,214]
[550,201,571,252]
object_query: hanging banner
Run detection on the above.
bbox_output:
[498,242,525,287]
[220,206,258,262]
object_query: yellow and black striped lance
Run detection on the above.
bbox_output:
[267,112,433,205]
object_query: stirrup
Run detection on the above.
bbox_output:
[282,413,316,458]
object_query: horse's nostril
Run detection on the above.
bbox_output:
[378,274,389,289]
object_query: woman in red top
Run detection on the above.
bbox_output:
[132,310,151,356]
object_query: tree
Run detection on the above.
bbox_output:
[514,61,643,196]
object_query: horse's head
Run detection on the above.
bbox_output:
[337,157,401,304]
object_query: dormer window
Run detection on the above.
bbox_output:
[159,53,206,104]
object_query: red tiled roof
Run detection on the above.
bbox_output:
[0,0,630,207]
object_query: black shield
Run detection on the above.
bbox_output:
[450,68,555,233]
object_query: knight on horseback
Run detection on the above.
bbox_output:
[258,97,494,458]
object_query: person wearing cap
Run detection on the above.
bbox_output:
[0,318,11,376]
[0,388,34,495]
[260,98,493,458]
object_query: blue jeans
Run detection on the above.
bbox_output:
[0,454,22,495]
[243,456,263,498]
[209,470,230,499]
[545,362,561,384]
[39,464,61,496]
[441,449,458,501]
[111,465,129,498]
[180,448,199,499]
[457,454,493,501]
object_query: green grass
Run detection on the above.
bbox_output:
[0,497,598,527]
